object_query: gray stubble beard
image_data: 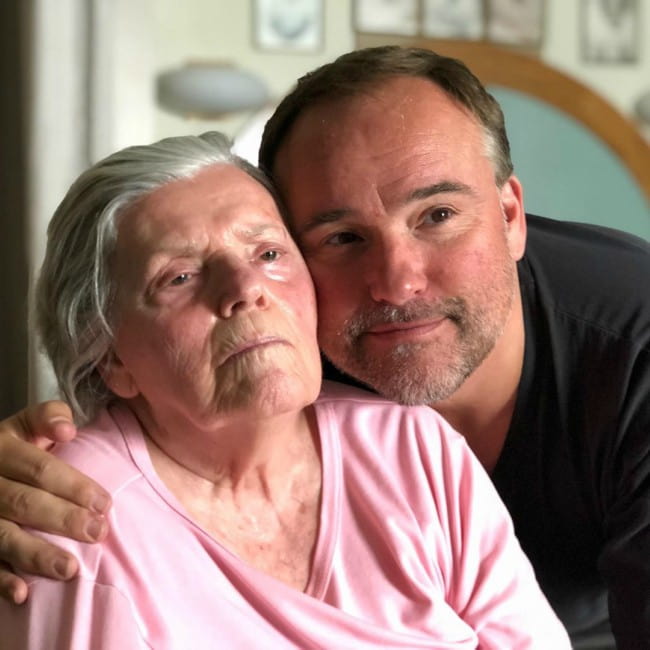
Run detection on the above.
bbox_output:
[324,271,516,406]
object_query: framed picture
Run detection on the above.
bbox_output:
[353,0,419,36]
[581,0,639,63]
[252,0,323,52]
[422,0,484,40]
[486,0,545,48]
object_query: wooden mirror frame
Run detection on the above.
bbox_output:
[356,35,650,202]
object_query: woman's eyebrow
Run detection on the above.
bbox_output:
[240,223,288,238]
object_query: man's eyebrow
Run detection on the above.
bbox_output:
[295,182,474,235]
[407,181,475,202]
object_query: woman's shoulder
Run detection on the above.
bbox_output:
[318,379,457,421]
[23,406,159,580]
[51,403,144,495]
[315,380,466,456]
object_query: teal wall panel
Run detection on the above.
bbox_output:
[490,86,649,240]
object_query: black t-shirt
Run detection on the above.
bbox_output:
[494,215,650,648]
[323,214,650,649]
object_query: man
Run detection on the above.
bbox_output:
[0,47,648,648]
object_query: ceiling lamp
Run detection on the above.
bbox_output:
[156,62,270,119]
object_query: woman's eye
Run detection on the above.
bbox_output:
[169,272,192,286]
[260,249,281,262]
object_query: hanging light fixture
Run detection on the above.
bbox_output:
[156,62,270,119]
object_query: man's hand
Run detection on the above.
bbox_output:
[0,401,111,603]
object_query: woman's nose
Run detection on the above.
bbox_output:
[366,237,428,305]
[212,260,268,319]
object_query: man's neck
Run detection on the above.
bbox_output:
[432,293,525,473]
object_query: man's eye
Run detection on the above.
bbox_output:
[325,232,362,246]
[424,208,455,224]
[260,249,281,262]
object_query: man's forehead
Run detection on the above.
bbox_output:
[281,81,473,153]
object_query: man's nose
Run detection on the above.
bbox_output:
[365,236,428,305]
[212,259,268,319]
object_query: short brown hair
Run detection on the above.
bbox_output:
[259,45,513,186]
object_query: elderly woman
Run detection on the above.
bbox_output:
[0,132,569,648]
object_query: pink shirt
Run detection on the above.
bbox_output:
[1,382,570,648]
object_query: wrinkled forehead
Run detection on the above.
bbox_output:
[130,163,284,224]
[112,166,292,271]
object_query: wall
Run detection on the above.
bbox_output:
[19,0,157,409]
[543,0,649,127]
[152,1,353,140]
[148,0,650,142]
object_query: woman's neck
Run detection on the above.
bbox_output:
[139,404,323,591]
[143,406,317,495]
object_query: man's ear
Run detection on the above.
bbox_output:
[98,351,139,399]
[500,175,527,261]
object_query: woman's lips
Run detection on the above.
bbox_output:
[219,337,287,366]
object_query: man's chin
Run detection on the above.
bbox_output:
[331,354,468,406]
[370,375,464,406]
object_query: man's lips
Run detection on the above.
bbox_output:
[218,337,287,366]
[362,318,447,342]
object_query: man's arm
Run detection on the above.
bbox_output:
[0,402,111,603]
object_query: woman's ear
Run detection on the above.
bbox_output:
[99,351,139,399]
[500,175,527,261]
